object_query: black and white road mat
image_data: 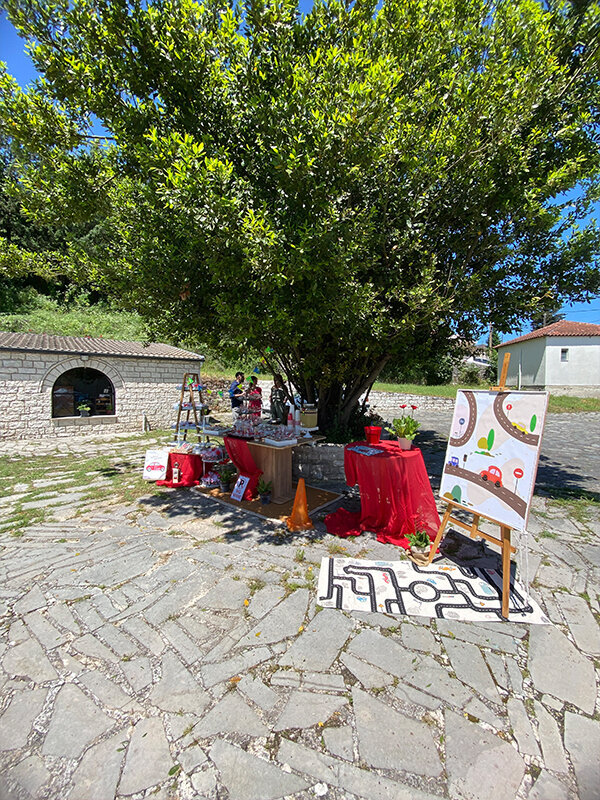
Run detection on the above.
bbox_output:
[317,558,549,623]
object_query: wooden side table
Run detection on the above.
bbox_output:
[247,441,295,503]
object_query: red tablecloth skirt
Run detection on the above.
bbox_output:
[224,436,262,500]
[326,441,440,548]
[156,452,204,488]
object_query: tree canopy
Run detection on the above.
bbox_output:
[1,0,599,426]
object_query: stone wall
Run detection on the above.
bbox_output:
[0,351,205,440]
[365,390,455,418]
[292,442,345,484]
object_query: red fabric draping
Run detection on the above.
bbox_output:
[224,436,262,500]
[325,441,440,548]
[323,507,362,538]
[156,452,204,488]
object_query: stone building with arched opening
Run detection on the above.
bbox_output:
[0,332,204,440]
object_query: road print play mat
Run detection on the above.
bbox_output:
[317,558,549,623]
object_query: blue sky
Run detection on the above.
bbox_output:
[1,8,599,339]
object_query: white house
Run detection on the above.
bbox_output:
[0,332,204,439]
[496,320,600,396]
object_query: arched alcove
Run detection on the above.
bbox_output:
[52,368,115,418]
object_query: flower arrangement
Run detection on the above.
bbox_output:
[77,402,91,412]
[385,405,420,440]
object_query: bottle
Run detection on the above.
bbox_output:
[287,411,293,437]
[172,462,181,484]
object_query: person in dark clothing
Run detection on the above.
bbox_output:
[269,373,291,424]
[229,371,245,411]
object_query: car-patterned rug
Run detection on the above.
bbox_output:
[317,557,549,623]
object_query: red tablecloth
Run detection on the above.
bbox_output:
[224,436,262,500]
[156,452,204,488]
[325,441,440,548]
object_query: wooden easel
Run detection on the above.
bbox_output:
[428,353,517,619]
[174,373,203,443]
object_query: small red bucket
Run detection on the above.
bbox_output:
[364,426,382,445]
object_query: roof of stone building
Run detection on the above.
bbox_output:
[498,319,600,347]
[0,332,204,361]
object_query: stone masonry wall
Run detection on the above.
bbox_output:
[364,390,455,417]
[292,442,346,484]
[0,351,205,440]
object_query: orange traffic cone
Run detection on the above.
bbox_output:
[286,478,313,531]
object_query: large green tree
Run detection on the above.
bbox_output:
[1,0,599,427]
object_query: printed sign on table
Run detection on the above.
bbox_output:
[230,475,250,501]
[347,445,382,457]
[439,390,548,530]
[143,449,169,481]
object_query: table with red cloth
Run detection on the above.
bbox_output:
[224,436,262,501]
[325,441,440,548]
[156,451,204,488]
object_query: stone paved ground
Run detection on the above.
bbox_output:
[0,415,599,800]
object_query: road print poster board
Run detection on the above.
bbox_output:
[439,390,549,531]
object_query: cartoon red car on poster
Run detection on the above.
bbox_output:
[480,465,503,487]
[145,462,165,472]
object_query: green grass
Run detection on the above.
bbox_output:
[0,446,165,532]
[547,395,600,414]
[0,292,147,340]
[545,489,599,525]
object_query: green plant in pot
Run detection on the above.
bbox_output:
[407,529,431,556]
[215,463,237,492]
[385,409,420,450]
[77,402,91,417]
[257,477,272,504]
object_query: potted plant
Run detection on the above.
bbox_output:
[385,407,420,449]
[257,477,272,504]
[407,529,431,563]
[215,463,237,492]
[77,402,91,417]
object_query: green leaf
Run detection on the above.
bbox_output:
[530,414,537,432]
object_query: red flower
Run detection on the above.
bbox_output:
[400,404,407,409]
[411,405,418,410]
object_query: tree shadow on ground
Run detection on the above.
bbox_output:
[137,488,338,546]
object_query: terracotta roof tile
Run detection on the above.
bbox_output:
[498,319,600,347]
[0,332,204,361]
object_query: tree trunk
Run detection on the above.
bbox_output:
[316,354,390,432]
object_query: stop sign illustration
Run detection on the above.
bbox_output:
[514,468,524,479]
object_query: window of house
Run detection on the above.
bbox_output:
[52,368,115,418]
[560,348,569,362]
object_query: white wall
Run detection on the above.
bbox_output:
[544,337,600,389]
[0,351,204,440]
[497,338,546,388]
[497,336,600,395]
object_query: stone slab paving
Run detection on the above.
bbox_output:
[0,432,598,799]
